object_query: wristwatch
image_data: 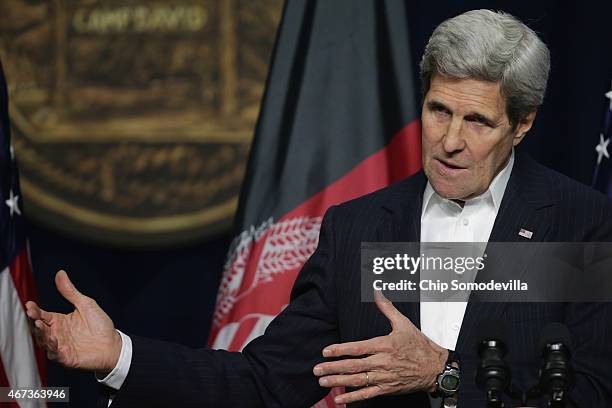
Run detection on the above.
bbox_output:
[432,349,461,399]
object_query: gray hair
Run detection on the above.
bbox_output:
[419,10,550,129]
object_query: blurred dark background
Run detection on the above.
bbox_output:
[21,1,612,406]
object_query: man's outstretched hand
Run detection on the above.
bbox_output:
[25,270,122,374]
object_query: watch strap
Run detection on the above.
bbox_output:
[446,349,461,367]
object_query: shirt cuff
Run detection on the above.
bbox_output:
[95,330,133,390]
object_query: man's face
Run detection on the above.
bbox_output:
[421,74,533,200]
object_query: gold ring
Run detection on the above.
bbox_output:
[365,371,370,387]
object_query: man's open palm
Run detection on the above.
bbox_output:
[26,270,122,373]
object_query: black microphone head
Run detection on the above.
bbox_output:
[475,319,510,393]
[477,319,507,343]
[539,323,572,352]
[539,323,575,396]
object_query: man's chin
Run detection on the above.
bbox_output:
[429,182,468,201]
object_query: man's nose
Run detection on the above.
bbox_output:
[442,117,466,153]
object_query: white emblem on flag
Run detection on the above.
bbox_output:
[4,190,21,217]
[212,216,322,328]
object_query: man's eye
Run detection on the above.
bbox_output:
[466,117,490,127]
[432,106,450,116]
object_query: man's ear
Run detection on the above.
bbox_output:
[512,111,536,146]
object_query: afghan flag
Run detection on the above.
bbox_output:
[208,1,421,406]
[0,62,47,407]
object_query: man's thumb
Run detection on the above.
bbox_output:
[55,270,86,306]
[374,290,405,330]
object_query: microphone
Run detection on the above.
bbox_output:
[539,323,574,407]
[476,319,510,408]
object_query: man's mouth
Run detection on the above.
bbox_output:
[435,158,467,174]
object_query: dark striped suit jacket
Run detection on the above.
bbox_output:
[107,153,612,407]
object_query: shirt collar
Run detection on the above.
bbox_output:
[422,149,515,215]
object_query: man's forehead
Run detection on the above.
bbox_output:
[426,74,506,116]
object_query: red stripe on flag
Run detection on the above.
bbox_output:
[8,250,47,386]
[8,251,38,306]
[283,120,421,220]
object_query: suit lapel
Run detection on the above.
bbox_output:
[376,171,427,328]
[455,152,554,354]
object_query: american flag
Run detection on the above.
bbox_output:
[0,63,46,407]
[592,80,612,194]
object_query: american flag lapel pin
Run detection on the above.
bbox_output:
[518,228,533,239]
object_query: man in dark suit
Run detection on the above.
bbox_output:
[26,9,612,407]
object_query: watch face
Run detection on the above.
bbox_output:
[441,374,459,391]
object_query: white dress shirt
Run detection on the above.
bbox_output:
[99,151,515,403]
[420,151,514,351]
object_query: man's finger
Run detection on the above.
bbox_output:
[318,371,383,388]
[30,322,45,347]
[25,301,41,320]
[322,336,386,358]
[25,301,53,325]
[47,334,59,352]
[314,355,378,376]
[33,320,51,349]
[333,385,384,405]
[33,320,59,351]
[374,290,413,331]
[55,270,87,307]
